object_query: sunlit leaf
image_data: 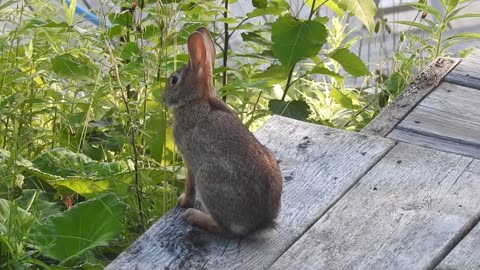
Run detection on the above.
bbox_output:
[329,48,370,77]
[330,88,353,110]
[271,14,327,69]
[337,0,377,32]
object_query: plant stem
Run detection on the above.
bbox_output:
[222,0,229,102]
[281,66,296,101]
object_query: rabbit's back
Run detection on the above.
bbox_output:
[174,99,282,235]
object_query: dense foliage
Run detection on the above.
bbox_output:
[0,0,478,268]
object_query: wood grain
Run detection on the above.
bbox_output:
[388,128,480,159]
[106,115,394,270]
[270,143,480,270]
[361,57,459,137]
[445,49,480,90]
[436,220,480,270]
[396,82,480,149]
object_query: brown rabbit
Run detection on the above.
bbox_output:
[162,27,282,237]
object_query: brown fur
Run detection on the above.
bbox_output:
[162,27,282,237]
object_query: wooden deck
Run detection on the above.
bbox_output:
[107,49,480,270]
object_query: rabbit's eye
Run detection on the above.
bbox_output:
[170,75,179,85]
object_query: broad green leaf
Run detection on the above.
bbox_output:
[337,0,377,32]
[30,193,127,265]
[271,14,327,69]
[22,148,134,197]
[16,189,61,219]
[51,54,96,81]
[329,48,370,77]
[269,99,311,120]
[329,88,353,110]
[252,0,268,8]
[32,148,131,179]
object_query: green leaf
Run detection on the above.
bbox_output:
[271,14,327,69]
[247,0,289,18]
[252,0,268,8]
[16,189,61,219]
[444,32,480,42]
[309,65,344,80]
[329,88,353,110]
[22,19,69,29]
[268,99,311,120]
[445,0,459,13]
[252,64,288,81]
[51,54,96,81]
[25,148,133,198]
[120,42,140,60]
[305,0,343,16]
[108,11,134,27]
[241,32,271,46]
[391,20,433,33]
[0,199,33,235]
[450,13,480,21]
[337,0,377,32]
[329,48,369,77]
[404,2,441,22]
[144,112,166,162]
[385,71,407,96]
[30,193,127,265]
[32,148,131,179]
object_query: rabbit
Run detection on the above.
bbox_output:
[162,27,282,238]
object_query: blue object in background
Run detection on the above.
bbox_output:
[65,0,101,26]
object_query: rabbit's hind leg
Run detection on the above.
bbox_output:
[178,169,196,208]
[183,208,232,237]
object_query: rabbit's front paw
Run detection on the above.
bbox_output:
[183,208,199,224]
[178,192,195,208]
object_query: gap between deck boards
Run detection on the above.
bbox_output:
[272,140,400,265]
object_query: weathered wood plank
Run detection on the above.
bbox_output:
[388,128,480,159]
[396,82,480,149]
[436,222,480,270]
[270,143,480,270]
[361,57,459,137]
[445,49,480,90]
[106,116,394,270]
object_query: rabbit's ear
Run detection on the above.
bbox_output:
[196,27,216,65]
[188,31,207,71]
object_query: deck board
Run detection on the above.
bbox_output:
[270,143,480,270]
[106,116,394,270]
[361,58,459,137]
[392,82,480,158]
[388,128,480,159]
[445,49,480,90]
[436,223,480,270]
